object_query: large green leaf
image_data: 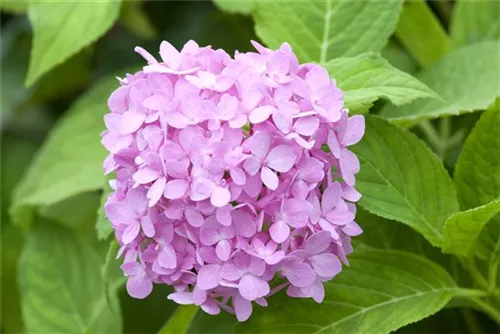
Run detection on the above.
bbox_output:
[324,53,439,113]
[253,0,403,63]
[19,223,122,333]
[443,199,500,257]
[380,41,500,123]
[214,0,254,15]
[351,116,459,247]
[10,76,121,228]
[159,306,199,334]
[381,40,417,74]
[26,1,121,86]
[235,250,457,334]
[451,0,500,48]
[394,0,451,67]
[454,99,500,262]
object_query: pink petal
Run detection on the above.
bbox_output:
[158,244,177,269]
[322,182,342,212]
[216,240,232,261]
[159,40,181,69]
[216,206,232,226]
[344,115,365,146]
[230,167,246,185]
[285,262,316,288]
[200,228,219,246]
[261,166,279,190]
[200,299,221,315]
[185,208,205,227]
[243,157,262,176]
[127,275,153,299]
[249,105,276,124]
[293,116,319,136]
[266,145,296,172]
[244,174,262,198]
[167,292,193,305]
[133,168,160,184]
[221,263,245,281]
[197,264,222,290]
[233,293,252,322]
[164,179,188,199]
[140,216,155,238]
[239,274,270,301]
[269,220,290,243]
[327,130,341,158]
[123,223,140,244]
[249,131,271,159]
[120,111,146,135]
[305,231,332,256]
[310,253,341,278]
[342,221,363,236]
[147,176,166,207]
[265,250,285,265]
[210,186,231,208]
[232,210,257,238]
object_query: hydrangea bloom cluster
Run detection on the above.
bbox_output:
[102,40,365,321]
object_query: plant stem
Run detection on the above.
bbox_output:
[418,121,445,158]
[489,256,500,295]
[469,298,500,325]
[462,308,482,334]
[455,288,489,298]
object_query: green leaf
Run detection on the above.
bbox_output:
[235,250,457,334]
[324,53,439,113]
[120,1,157,40]
[10,75,121,228]
[0,0,29,13]
[381,40,417,74]
[253,0,403,63]
[454,98,500,262]
[213,0,254,15]
[443,199,500,257]
[351,116,459,247]
[96,180,114,240]
[19,223,122,333]
[26,1,122,86]
[380,41,500,123]
[455,98,500,210]
[451,0,500,48]
[394,0,451,67]
[159,306,199,334]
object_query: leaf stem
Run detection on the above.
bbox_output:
[462,308,482,334]
[488,256,500,295]
[469,297,500,325]
[455,288,489,298]
[418,120,446,158]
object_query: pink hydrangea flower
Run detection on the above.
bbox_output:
[102,40,365,322]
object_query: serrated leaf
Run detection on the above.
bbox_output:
[394,0,451,67]
[443,199,500,257]
[351,116,459,247]
[19,223,122,333]
[451,0,500,48]
[324,53,439,113]
[454,98,500,262]
[213,0,254,15]
[380,41,500,123]
[253,0,403,63]
[235,250,457,334]
[26,1,121,86]
[10,75,121,228]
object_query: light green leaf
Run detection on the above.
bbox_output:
[96,180,114,240]
[443,199,500,257]
[26,1,121,86]
[351,116,459,247]
[253,0,403,63]
[10,75,121,228]
[235,250,457,334]
[0,0,29,13]
[380,41,500,123]
[451,0,500,48]
[394,0,451,67]
[213,0,254,15]
[159,306,199,334]
[19,223,122,333]
[454,98,500,262]
[381,40,417,74]
[324,53,439,113]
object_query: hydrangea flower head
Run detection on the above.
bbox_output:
[102,40,365,322]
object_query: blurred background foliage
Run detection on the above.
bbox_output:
[1,1,499,333]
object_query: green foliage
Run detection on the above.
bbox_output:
[96,182,114,240]
[443,200,500,257]
[213,0,254,15]
[158,306,199,334]
[395,0,451,67]
[324,53,439,113]
[19,223,122,333]
[351,115,459,247]
[381,41,500,123]
[253,0,403,63]
[10,76,120,228]
[451,0,500,48]
[120,1,157,40]
[26,1,122,86]
[235,250,457,334]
